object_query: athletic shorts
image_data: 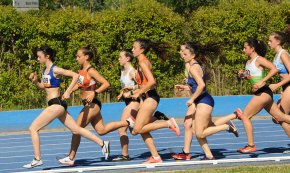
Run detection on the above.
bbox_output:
[194,92,214,107]
[123,97,140,106]
[48,97,67,110]
[141,89,160,103]
[282,82,290,91]
[253,85,273,98]
[82,98,102,109]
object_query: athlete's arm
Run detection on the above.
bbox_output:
[53,66,79,99]
[29,72,45,90]
[88,68,110,94]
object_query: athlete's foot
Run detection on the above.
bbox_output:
[112,155,130,162]
[171,150,191,160]
[234,108,243,120]
[226,120,239,137]
[126,116,136,128]
[58,156,75,166]
[201,155,215,160]
[102,141,110,160]
[23,158,43,168]
[154,111,169,120]
[143,156,163,164]
[168,118,180,136]
[237,145,256,153]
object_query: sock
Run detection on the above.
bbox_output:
[167,120,171,128]
[153,156,160,160]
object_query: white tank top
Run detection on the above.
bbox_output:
[120,67,135,88]
[245,56,265,84]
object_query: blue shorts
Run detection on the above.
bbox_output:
[194,92,214,107]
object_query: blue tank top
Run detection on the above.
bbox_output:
[273,49,289,74]
[42,64,61,88]
[187,62,206,93]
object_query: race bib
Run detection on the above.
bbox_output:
[42,75,51,87]
[77,75,84,85]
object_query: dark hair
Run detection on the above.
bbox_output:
[135,38,171,60]
[79,45,98,66]
[182,42,219,64]
[121,48,134,62]
[38,46,56,62]
[245,38,267,57]
[270,31,288,46]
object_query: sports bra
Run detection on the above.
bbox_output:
[245,56,265,85]
[120,67,135,88]
[42,64,60,88]
[273,49,289,74]
[77,66,96,90]
[187,62,206,93]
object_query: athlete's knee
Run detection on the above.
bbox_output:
[195,131,205,139]
[70,126,81,135]
[28,125,40,133]
[95,127,107,136]
[183,121,192,130]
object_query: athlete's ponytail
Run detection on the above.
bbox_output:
[181,42,219,65]
[38,46,56,62]
[79,45,98,66]
[245,38,267,57]
[135,38,171,60]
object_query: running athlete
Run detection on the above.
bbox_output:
[112,49,169,162]
[237,38,290,153]
[58,46,128,166]
[172,42,239,160]
[268,31,290,137]
[24,46,108,168]
[126,39,180,164]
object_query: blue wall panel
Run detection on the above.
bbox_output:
[0,95,280,132]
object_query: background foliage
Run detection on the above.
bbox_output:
[0,0,289,110]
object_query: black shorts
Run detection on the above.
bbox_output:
[282,82,290,91]
[141,89,160,103]
[123,97,140,106]
[48,97,67,110]
[253,85,273,98]
[82,98,102,109]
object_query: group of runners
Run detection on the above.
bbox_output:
[23,31,290,168]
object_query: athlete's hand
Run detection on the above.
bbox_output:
[251,81,265,93]
[131,90,141,100]
[238,70,245,79]
[122,91,131,99]
[117,93,123,100]
[269,84,279,92]
[175,85,184,91]
[186,98,194,107]
[62,91,71,100]
[86,92,95,103]
[29,72,38,83]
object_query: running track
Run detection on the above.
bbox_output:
[0,120,289,173]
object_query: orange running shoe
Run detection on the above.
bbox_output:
[172,152,191,161]
[226,120,239,137]
[237,145,256,153]
[234,108,243,120]
[143,156,163,164]
[168,118,180,136]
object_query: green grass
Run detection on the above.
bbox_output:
[169,164,290,173]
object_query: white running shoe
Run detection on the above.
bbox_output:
[58,156,75,166]
[102,141,110,160]
[126,116,136,128]
[23,158,43,168]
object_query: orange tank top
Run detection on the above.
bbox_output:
[77,66,96,90]
[135,59,153,86]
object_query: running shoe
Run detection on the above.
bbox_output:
[172,151,191,161]
[226,120,239,137]
[126,116,136,128]
[58,156,75,166]
[102,141,110,160]
[201,156,215,160]
[143,156,163,164]
[234,108,243,120]
[112,155,130,162]
[168,118,180,136]
[237,145,256,153]
[154,111,169,120]
[23,158,43,168]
